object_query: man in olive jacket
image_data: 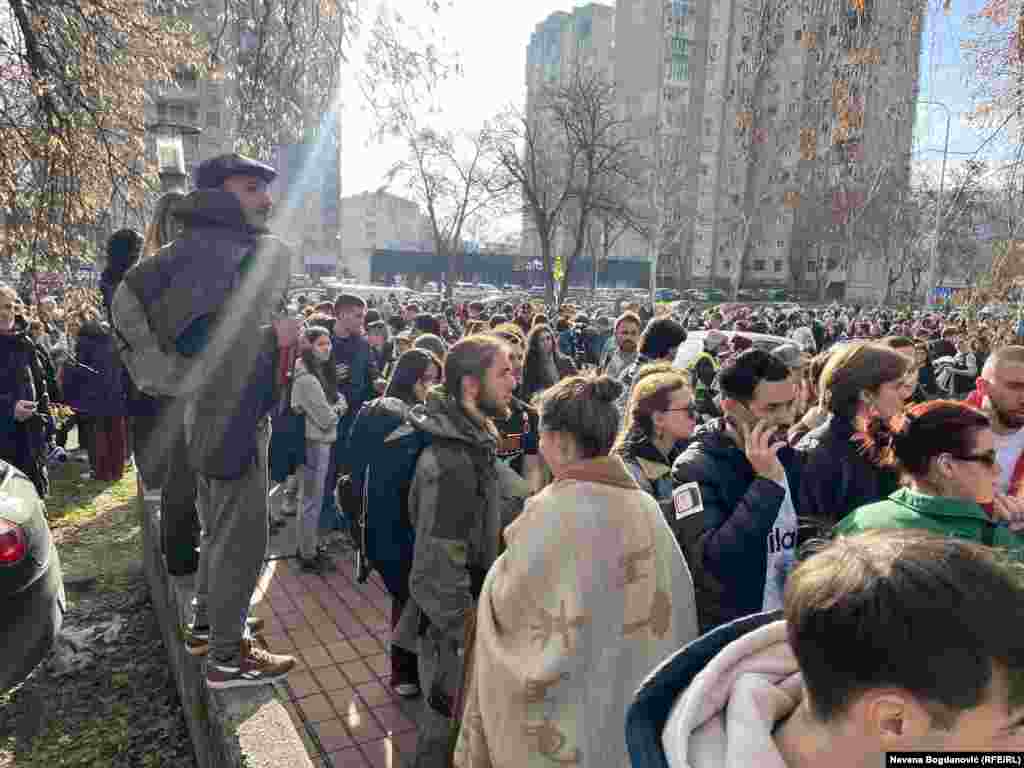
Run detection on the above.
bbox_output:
[406,335,517,768]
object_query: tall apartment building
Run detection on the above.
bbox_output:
[340,191,431,283]
[614,0,924,300]
[521,4,617,269]
[143,0,237,176]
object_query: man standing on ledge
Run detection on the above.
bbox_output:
[121,153,297,688]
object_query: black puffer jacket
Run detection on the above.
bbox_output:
[795,414,899,536]
[671,419,803,631]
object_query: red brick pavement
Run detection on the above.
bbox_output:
[250,550,418,768]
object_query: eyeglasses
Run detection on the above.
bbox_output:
[664,403,699,419]
[949,451,998,468]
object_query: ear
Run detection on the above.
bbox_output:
[861,691,934,749]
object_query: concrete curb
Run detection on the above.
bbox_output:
[139,483,316,768]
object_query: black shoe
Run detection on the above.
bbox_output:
[298,552,336,574]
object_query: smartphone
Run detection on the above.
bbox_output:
[725,400,758,436]
[727,402,787,445]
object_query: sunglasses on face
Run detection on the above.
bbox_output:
[664,402,699,419]
[949,450,998,468]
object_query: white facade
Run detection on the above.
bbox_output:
[339,191,430,282]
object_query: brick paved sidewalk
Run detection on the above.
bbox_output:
[251,538,420,768]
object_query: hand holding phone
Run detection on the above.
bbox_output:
[743,420,787,484]
[14,400,37,423]
[728,403,785,484]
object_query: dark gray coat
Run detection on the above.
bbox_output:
[121,190,291,479]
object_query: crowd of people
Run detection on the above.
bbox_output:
[4,151,1024,766]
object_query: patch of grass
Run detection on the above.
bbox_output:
[45,462,137,529]
[45,462,142,597]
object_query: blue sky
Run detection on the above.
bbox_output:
[336,0,1018,212]
[914,0,1018,180]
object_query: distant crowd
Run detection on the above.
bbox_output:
[3,151,1024,767]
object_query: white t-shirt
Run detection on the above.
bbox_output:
[994,427,1024,494]
[762,474,798,612]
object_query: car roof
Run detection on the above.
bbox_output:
[673,330,791,368]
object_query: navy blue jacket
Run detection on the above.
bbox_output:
[346,396,427,600]
[65,320,126,417]
[626,611,783,768]
[671,419,802,630]
[332,333,375,466]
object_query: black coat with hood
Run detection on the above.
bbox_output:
[0,320,51,495]
[121,189,291,479]
[671,418,803,631]
[795,414,899,536]
[64,318,126,417]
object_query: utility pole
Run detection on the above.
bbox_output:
[647,0,668,307]
[919,100,951,307]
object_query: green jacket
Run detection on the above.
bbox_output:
[837,488,1024,555]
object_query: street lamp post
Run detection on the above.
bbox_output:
[919,100,951,307]
[146,122,202,194]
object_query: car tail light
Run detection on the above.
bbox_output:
[0,519,27,565]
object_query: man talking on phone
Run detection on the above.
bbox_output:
[671,348,802,632]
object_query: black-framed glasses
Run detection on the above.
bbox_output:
[950,451,998,468]
[665,403,699,419]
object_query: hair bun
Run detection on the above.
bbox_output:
[587,375,624,403]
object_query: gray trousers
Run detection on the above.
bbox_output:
[193,419,270,660]
[413,623,464,768]
[297,440,331,560]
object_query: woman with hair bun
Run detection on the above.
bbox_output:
[836,400,1024,551]
[454,373,698,768]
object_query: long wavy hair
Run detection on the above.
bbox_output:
[522,323,571,400]
[300,326,338,404]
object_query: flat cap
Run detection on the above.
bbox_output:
[193,153,277,190]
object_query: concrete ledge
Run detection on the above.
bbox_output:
[140,484,316,768]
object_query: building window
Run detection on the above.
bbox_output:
[671,36,688,56]
[754,259,766,271]
[774,260,783,272]
[794,29,802,41]
[705,118,713,136]
[777,239,785,248]
[672,0,689,19]
[807,259,818,272]
[206,111,221,128]
[671,54,689,81]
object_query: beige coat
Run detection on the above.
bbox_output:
[454,456,699,768]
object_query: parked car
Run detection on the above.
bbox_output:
[0,460,64,691]
[673,330,790,369]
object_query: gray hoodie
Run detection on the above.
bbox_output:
[290,358,346,443]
